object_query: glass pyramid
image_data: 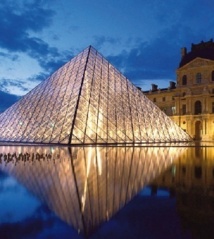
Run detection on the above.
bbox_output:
[0,46,190,144]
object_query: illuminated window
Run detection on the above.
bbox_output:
[196,73,202,84]
[172,106,176,115]
[182,75,187,85]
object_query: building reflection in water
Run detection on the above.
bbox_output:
[150,145,214,238]
[0,145,185,237]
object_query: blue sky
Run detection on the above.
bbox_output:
[0,0,214,102]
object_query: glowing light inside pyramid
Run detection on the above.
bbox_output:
[0,46,191,144]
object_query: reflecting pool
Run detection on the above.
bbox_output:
[0,144,213,238]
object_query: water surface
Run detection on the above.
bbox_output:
[0,144,213,238]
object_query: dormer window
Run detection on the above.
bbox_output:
[182,75,187,85]
[196,73,202,84]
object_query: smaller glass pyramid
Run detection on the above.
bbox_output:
[0,46,191,144]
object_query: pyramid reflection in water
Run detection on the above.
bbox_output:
[0,46,190,144]
[0,145,186,236]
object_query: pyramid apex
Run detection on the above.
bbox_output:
[82,45,97,55]
[88,45,96,51]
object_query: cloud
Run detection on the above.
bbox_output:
[0,1,54,51]
[0,52,19,62]
[0,50,75,97]
[1,0,213,96]
[106,23,211,90]
[0,78,37,96]
[37,50,74,73]
[106,39,177,87]
[0,0,71,73]
[0,79,29,93]
[93,36,121,49]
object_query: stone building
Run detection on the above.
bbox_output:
[144,39,214,140]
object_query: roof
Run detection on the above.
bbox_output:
[179,40,214,68]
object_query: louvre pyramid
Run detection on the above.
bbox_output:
[0,46,190,144]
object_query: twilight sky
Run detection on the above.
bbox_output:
[0,0,214,102]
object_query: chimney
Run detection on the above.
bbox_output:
[181,47,187,58]
[151,84,158,91]
[169,81,176,89]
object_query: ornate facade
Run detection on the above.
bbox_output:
[144,40,214,141]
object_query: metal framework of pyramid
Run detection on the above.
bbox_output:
[0,46,190,144]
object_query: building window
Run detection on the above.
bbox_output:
[172,106,176,115]
[212,102,214,113]
[162,108,167,114]
[194,166,202,179]
[163,97,165,102]
[153,98,156,102]
[182,166,186,175]
[196,73,202,84]
[195,101,202,114]
[182,75,187,85]
[182,92,186,97]
[212,89,214,94]
[182,104,186,115]
[164,107,174,116]
[212,71,214,81]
